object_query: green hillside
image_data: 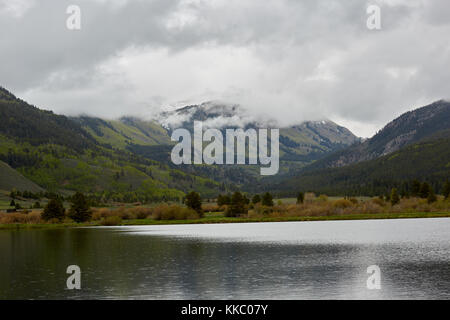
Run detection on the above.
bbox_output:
[73,116,172,149]
[308,100,450,170]
[0,87,223,200]
[0,160,43,192]
[272,131,450,196]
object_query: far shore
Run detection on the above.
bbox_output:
[1,211,450,230]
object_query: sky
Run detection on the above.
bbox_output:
[1,0,449,137]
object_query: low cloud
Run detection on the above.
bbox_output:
[1,0,449,137]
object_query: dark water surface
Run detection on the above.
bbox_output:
[1,218,449,299]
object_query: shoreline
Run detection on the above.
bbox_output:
[1,211,450,230]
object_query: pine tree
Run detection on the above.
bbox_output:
[262,192,274,207]
[296,192,304,204]
[185,191,202,213]
[68,192,91,223]
[42,199,65,221]
[443,181,450,199]
[411,180,421,197]
[427,187,437,204]
[226,192,248,217]
[10,199,15,207]
[419,182,431,199]
[390,188,400,205]
[251,194,261,204]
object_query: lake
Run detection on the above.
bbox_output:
[1,218,449,299]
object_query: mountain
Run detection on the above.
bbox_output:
[0,160,44,192]
[72,116,172,149]
[271,101,450,196]
[309,100,450,169]
[10,84,445,200]
[272,130,450,196]
[0,87,95,152]
[0,87,222,199]
[71,102,360,187]
[158,102,359,166]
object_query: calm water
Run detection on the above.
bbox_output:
[1,218,449,299]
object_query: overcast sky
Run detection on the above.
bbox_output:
[1,0,449,137]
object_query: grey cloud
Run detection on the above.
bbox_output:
[0,0,449,137]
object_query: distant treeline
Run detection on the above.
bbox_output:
[274,179,449,199]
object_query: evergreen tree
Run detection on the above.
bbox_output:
[419,182,431,199]
[185,191,202,213]
[9,199,15,207]
[427,187,437,204]
[251,194,261,204]
[262,192,274,207]
[390,188,400,205]
[226,192,248,217]
[443,181,450,199]
[42,199,65,221]
[68,192,91,223]
[296,192,304,204]
[411,180,421,197]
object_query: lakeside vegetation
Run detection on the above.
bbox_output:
[1,186,449,229]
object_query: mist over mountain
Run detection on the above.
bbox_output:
[305,100,450,170]
[1,85,448,199]
[269,101,450,196]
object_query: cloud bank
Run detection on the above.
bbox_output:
[1,0,450,137]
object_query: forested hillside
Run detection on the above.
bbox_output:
[0,87,95,152]
[272,129,450,196]
[0,87,223,200]
[308,100,450,170]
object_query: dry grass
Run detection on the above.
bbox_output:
[202,203,221,212]
[91,205,201,222]
[92,206,153,221]
[1,197,448,226]
[248,197,450,219]
[152,204,200,220]
[0,211,42,224]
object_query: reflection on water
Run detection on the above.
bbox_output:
[0,218,449,299]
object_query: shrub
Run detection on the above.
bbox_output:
[92,208,111,220]
[152,204,200,220]
[130,207,152,219]
[100,216,122,226]
[333,199,353,209]
[371,197,385,207]
[202,203,220,212]
[304,192,316,203]
[0,211,43,224]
